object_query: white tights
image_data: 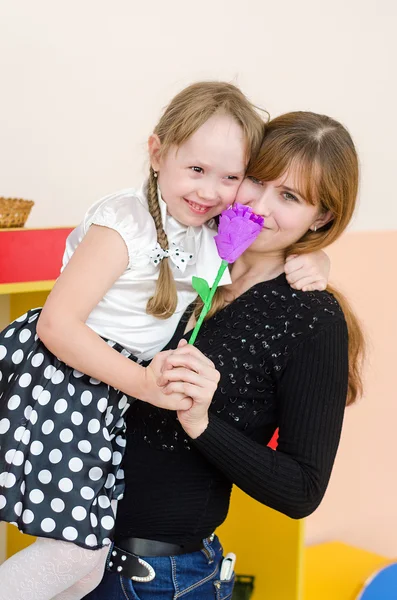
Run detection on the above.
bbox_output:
[0,537,109,600]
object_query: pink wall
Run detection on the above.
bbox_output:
[305,231,397,557]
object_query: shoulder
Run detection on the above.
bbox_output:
[83,187,152,233]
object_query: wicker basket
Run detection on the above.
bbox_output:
[0,197,34,228]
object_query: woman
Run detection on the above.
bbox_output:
[84,111,365,600]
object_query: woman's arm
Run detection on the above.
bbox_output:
[166,321,348,518]
[37,225,190,410]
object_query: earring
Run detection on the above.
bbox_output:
[313,225,317,232]
[153,171,158,178]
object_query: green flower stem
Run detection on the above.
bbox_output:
[189,259,229,345]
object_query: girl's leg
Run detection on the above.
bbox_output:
[0,537,107,600]
[51,546,108,600]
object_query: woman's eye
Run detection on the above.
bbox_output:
[190,166,203,174]
[226,175,239,181]
[248,176,263,185]
[283,191,299,202]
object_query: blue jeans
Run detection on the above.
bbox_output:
[84,535,235,599]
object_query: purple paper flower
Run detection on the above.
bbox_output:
[214,203,264,263]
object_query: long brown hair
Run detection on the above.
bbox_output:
[202,112,365,405]
[146,81,266,319]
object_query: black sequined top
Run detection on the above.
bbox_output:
[115,273,348,545]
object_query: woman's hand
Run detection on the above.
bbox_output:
[285,250,330,292]
[143,350,193,411]
[159,340,220,439]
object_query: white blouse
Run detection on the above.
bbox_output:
[62,184,231,361]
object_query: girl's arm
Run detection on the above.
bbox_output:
[163,321,348,519]
[37,225,190,410]
[285,250,330,291]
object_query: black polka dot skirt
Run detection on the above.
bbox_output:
[0,308,137,549]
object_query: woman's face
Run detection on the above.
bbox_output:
[235,170,332,254]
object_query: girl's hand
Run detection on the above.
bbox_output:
[143,350,193,411]
[159,340,220,439]
[284,250,330,292]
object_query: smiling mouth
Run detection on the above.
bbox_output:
[184,199,213,214]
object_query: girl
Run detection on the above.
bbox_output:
[85,111,365,600]
[0,83,328,600]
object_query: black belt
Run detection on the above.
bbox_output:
[107,536,210,582]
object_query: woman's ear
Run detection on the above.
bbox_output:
[148,134,162,171]
[311,210,334,231]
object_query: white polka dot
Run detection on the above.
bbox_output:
[105,411,114,427]
[0,345,7,360]
[42,419,54,435]
[80,391,92,406]
[31,353,44,367]
[104,474,116,489]
[85,534,98,547]
[71,411,83,426]
[88,419,100,434]
[115,435,126,448]
[24,460,32,475]
[51,498,65,513]
[102,538,111,546]
[4,473,16,488]
[0,371,2,382]
[4,328,15,338]
[73,369,84,378]
[89,467,103,481]
[19,373,32,388]
[69,457,83,472]
[21,429,31,445]
[11,450,25,466]
[54,399,68,414]
[58,478,73,493]
[78,440,91,454]
[102,428,111,442]
[118,395,128,410]
[20,481,26,495]
[0,495,7,509]
[89,377,100,385]
[62,527,78,541]
[37,390,51,405]
[0,418,10,434]
[90,513,98,527]
[44,365,56,379]
[29,489,44,504]
[51,370,64,385]
[116,468,124,480]
[14,426,24,442]
[5,449,16,464]
[60,429,73,443]
[32,385,44,400]
[41,518,56,533]
[29,410,38,425]
[15,312,28,322]
[19,329,32,343]
[98,495,111,509]
[14,502,23,516]
[22,509,34,524]
[24,405,32,420]
[49,449,63,464]
[115,418,124,428]
[12,349,24,365]
[38,469,52,484]
[72,506,87,521]
[68,383,75,396]
[112,452,122,466]
[30,441,43,456]
[101,516,115,531]
[97,398,107,413]
[28,312,39,323]
[8,373,14,382]
[80,486,95,500]
[98,447,112,462]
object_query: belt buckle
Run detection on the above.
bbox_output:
[131,557,156,583]
[109,546,156,582]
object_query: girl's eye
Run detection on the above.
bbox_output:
[283,191,299,202]
[248,176,263,185]
[190,166,203,174]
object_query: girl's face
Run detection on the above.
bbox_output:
[149,113,246,227]
[235,170,332,254]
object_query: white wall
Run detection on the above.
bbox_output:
[0,0,396,231]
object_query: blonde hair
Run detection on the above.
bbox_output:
[146,81,266,319]
[200,111,365,405]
